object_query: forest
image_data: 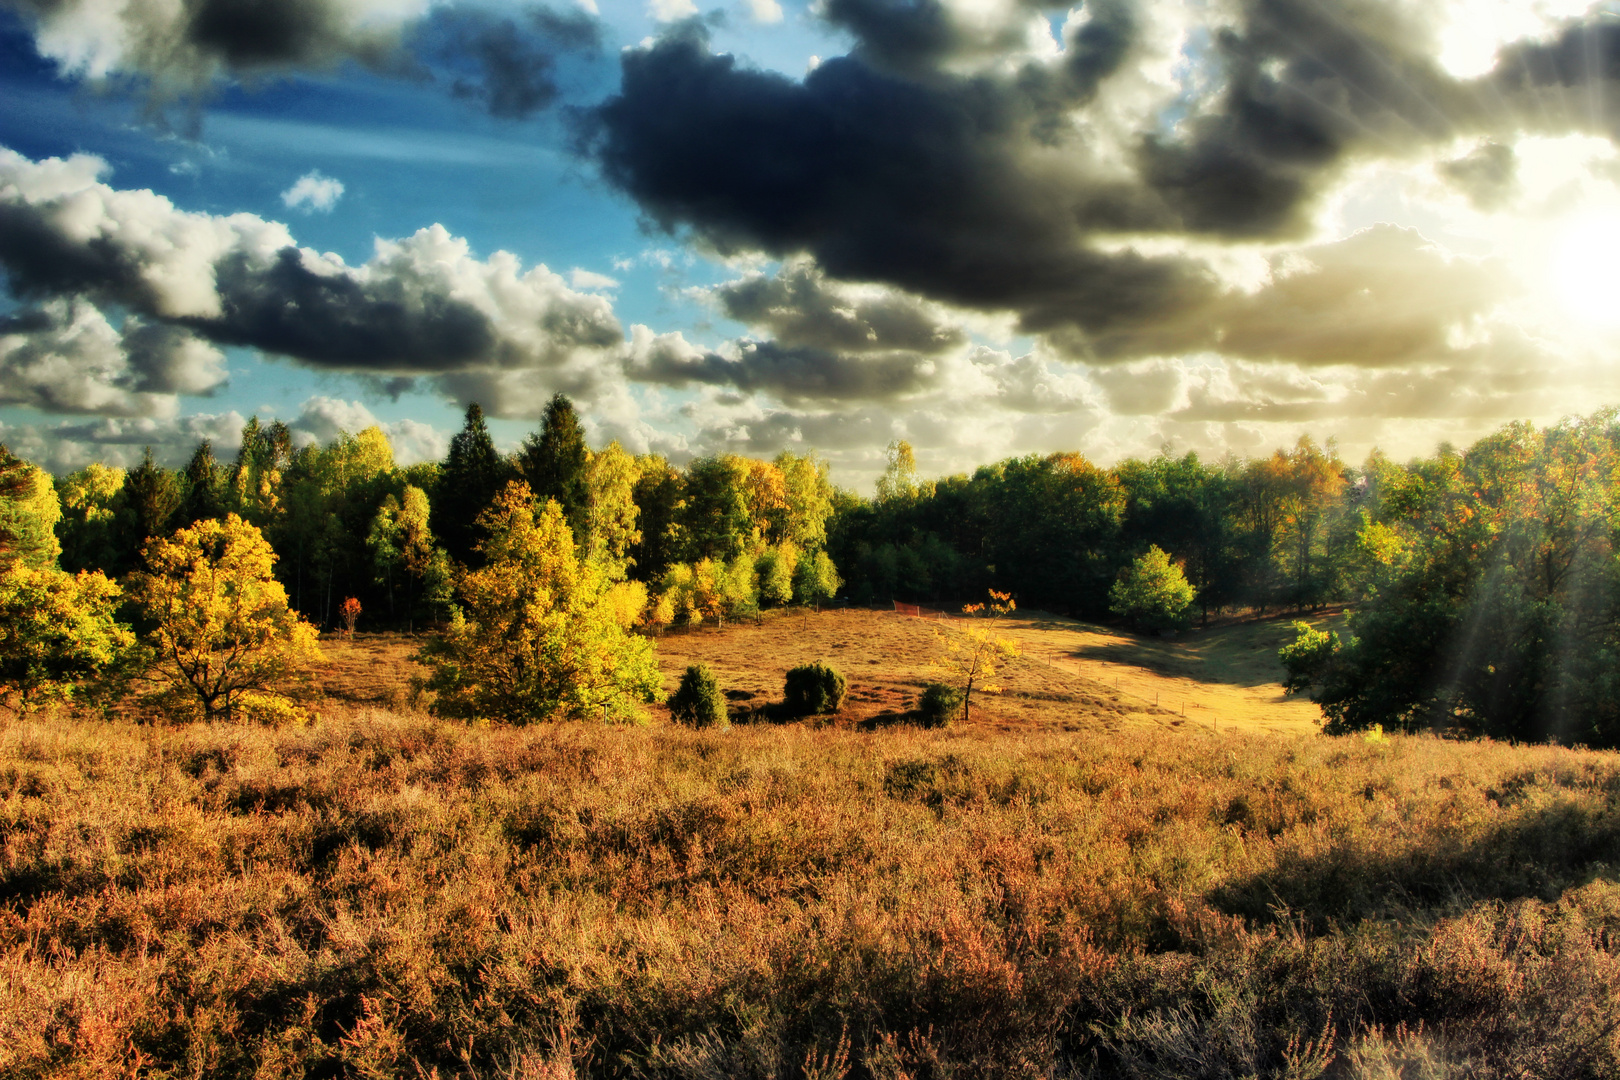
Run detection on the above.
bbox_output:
[5,399,1620,748]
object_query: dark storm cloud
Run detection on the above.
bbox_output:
[415,4,601,119]
[716,262,965,354]
[1,0,404,86]
[1,0,601,117]
[586,4,1620,356]
[194,247,498,370]
[630,330,938,402]
[586,24,1220,346]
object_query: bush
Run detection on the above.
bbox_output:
[669,664,728,728]
[783,662,846,716]
[1109,545,1196,634]
[917,682,963,728]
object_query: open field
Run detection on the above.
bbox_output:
[652,607,1335,735]
[3,612,1617,1078]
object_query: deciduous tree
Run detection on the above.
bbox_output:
[131,514,323,723]
[937,590,1020,723]
[0,563,132,714]
[419,483,661,724]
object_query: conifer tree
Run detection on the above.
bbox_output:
[179,440,226,526]
[434,403,507,566]
[517,393,590,539]
[123,447,181,552]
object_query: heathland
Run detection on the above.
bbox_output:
[3,610,1617,1078]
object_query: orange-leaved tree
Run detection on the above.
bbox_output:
[937,589,1020,723]
[131,514,322,723]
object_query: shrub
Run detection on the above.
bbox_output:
[669,664,727,728]
[784,662,846,716]
[917,682,963,728]
[1109,545,1196,634]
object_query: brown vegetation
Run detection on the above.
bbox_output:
[1,611,1616,1077]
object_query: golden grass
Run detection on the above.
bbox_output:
[995,610,1346,735]
[1,699,1617,1078]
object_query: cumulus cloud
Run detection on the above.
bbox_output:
[0,146,624,404]
[0,297,225,418]
[281,171,345,212]
[285,396,447,463]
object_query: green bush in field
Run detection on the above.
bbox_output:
[783,662,846,716]
[669,663,728,728]
[917,682,963,728]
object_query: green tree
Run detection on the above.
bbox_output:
[517,393,590,539]
[0,563,132,714]
[775,450,836,550]
[793,548,842,606]
[435,403,508,566]
[0,446,62,569]
[668,663,727,728]
[630,454,683,581]
[56,463,129,574]
[681,455,752,562]
[1109,545,1197,634]
[130,514,323,723]
[419,482,662,724]
[179,440,226,527]
[875,439,919,506]
[585,440,641,579]
[122,447,181,558]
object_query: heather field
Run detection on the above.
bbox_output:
[2,613,1619,1078]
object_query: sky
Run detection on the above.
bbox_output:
[3,0,1620,490]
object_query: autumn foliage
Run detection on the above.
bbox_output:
[130,514,322,723]
[418,482,662,724]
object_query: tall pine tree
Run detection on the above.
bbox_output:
[517,394,589,540]
[434,403,507,566]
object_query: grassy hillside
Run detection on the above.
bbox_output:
[2,690,1617,1077]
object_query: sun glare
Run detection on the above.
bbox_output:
[1552,213,1620,328]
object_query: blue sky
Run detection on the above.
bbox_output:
[3,0,1620,490]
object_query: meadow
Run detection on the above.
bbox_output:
[1,611,1617,1078]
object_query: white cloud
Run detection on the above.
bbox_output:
[569,268,620,291]
[281,171,346,212]
[648,0,698,22]
[745,0,784,23]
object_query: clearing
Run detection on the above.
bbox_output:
[316,607,1334,733]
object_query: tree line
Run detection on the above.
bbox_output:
[7,401,1620,747]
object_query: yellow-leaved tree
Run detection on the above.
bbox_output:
[131,514,322,723]
[0,445,133,715]
[937,589,1021,723]
[420,482,662,724]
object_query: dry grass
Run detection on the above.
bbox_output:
[655,609,1180,733]
[1,696,1617,1078]
[995,610,1346,735]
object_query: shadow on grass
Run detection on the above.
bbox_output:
[1062,611,1351,689]
[1211,794,1620,929]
